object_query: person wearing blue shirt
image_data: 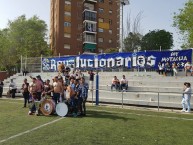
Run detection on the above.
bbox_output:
[79,77,89,116]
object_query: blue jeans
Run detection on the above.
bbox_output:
[182,97,191,111]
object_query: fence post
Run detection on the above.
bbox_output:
[158,92,160,111]
[41,55,43,73]
[95,71,99,105]
[122,89,124,108]
[20,55,23,73]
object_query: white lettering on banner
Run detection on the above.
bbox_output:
[76,57,80,68]
[94,56,98,68]
[99,59,107,67]
[137,56,145,67]
[116,57,124,67]
[171,52,179,57]
[146,55,156,67]
[51,59,57,70]
[161,56,187,62]
[80,59,87,68]
[124,57,131,67]
[87,59,93,67]
[107,58,115,68]
[132,56,137,67]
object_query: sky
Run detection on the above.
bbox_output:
[0,0,188,49]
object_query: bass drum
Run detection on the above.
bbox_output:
[56,103,68,117]
[40,99,56,116]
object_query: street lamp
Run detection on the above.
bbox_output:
[119,0,130,53]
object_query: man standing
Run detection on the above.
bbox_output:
[182,82,192,113]
[88,70,95,91]
[0,80,4,97]
[52,76,64,104]
[79,77,89,116]
[21,79,29,108]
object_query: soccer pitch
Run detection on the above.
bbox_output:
[0,99,193,145]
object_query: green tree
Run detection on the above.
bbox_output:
[0,15,50,73]
[124,32,142,52]
[173,0,193,48]
[141,30,173,51]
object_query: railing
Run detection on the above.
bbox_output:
[88,88,193,112]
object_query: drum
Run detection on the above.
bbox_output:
[40,99,56,116]
[56,103,68,117]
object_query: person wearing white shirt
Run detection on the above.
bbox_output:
[184,61,192,76]
[181,82,192,113]
[9,79,17,98]
[120,75,128,90]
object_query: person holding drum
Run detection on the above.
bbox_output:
[28,78,39,115]
[79,77,89,116]
[42,79,53,98]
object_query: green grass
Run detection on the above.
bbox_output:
[1,99,193,145]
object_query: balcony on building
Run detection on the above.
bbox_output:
[83,33,96,44]
[83,0,97,3]
[83,10,97,22]
[83,21,97,34]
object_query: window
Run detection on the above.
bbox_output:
[99,8,104,13]
[64,22,71,27]
[98,38,104,43]
[98,28,104,32]
[64,11,71,16]
[109,0,113,4]
[109,29,112,34]
[65,1,71,5]
[64,44,71,49]
[99,0,104,3]
[109,39,112,43]
[109,19,112,25]
[64,33,71,38]
[85,23,96,32]
[109,10,112,14]
[84,11,97,21]
[98,18,104,23]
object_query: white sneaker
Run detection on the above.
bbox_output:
[185,110,191,113]
[28,111,32,115]
[181,109,186,112]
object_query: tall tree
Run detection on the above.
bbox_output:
[173,0,193,48]
[141,30,173,51]
[123,11,143,52]
[124,32,142,52]
[0,15,50,73]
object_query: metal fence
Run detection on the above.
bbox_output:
[88,88,192,111]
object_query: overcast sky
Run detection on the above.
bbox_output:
[0,0,188,49]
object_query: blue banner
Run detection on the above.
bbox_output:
[42,49,192,72]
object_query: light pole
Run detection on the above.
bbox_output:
[119,0,129,53]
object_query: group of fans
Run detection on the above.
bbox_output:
[21,64,89,117]
[157,61,193,76]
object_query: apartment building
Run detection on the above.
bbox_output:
[50,0,120,56]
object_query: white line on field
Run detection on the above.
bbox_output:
[90,109,193,121]
[0,117,64,144]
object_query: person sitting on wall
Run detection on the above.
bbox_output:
[120,75,128,90]
[111,76,120,91]
[9,79,17,98]
[184,61,192,76]
[164,62,172,76]
[157,62,164,75]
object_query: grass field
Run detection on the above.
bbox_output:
[1,99,193,145]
